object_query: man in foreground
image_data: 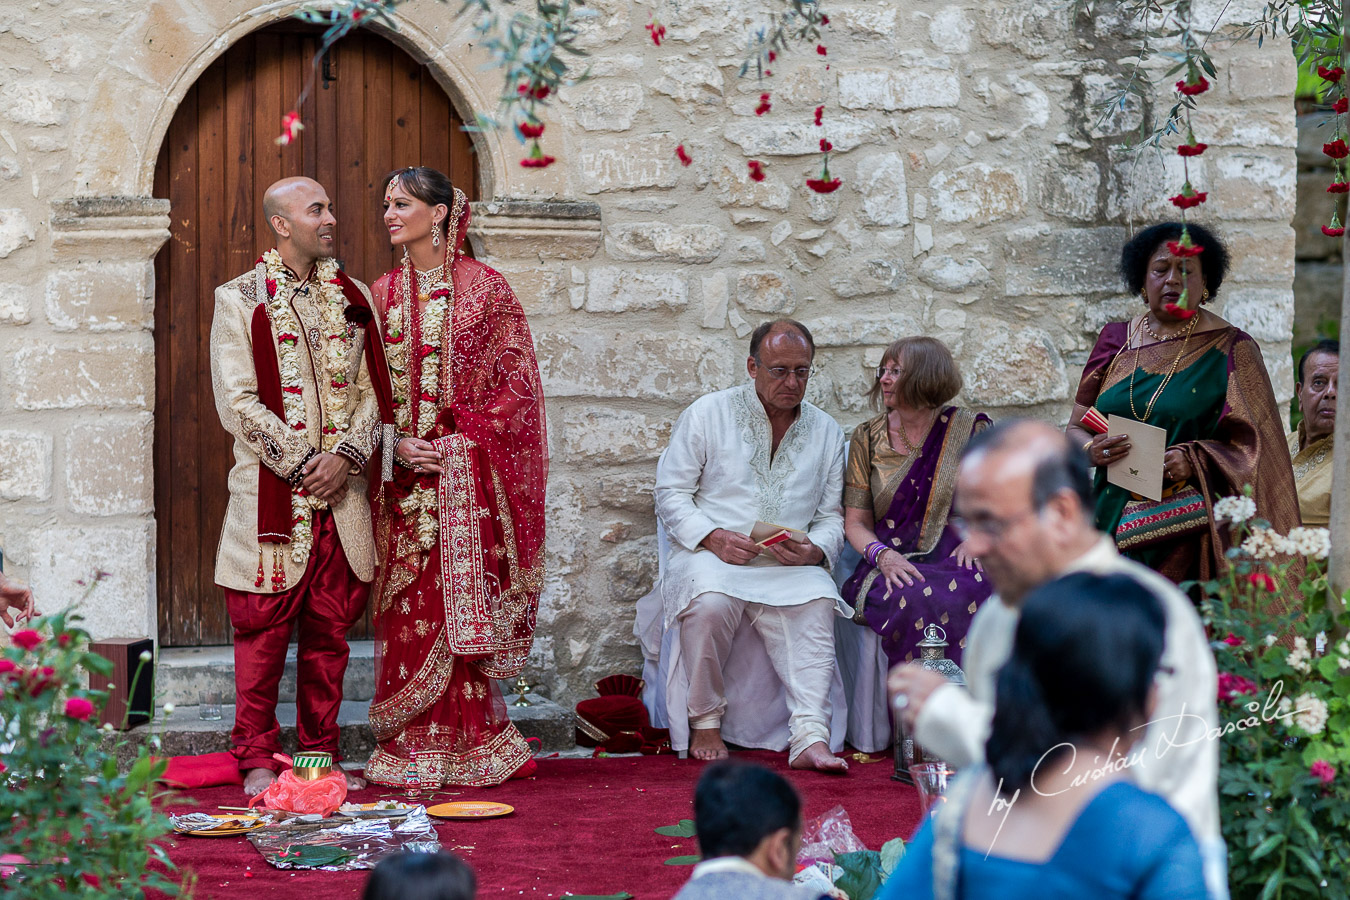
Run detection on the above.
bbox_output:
[889,420,1226,899]
[673,761,822,900]
[1288,338,1337,526]
[653,319,848,772]
[210,177,383,795]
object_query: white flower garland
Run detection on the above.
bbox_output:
[262,249,355,563]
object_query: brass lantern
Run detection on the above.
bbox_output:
[893,624,966,783]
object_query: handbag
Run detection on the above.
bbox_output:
[1114,481,1208,551]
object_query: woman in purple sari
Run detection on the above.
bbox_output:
[841,337,992,668]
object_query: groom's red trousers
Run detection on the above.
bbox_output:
[224,510,369,773]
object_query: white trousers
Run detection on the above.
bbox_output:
[679,592,836,762]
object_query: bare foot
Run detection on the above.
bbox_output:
[243,767,277,797]
[689,727,729,761]
[343,770,367,791]
[789,741,849,774]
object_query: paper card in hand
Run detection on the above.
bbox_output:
[750,521,808,547]
[1105,415,1167,502]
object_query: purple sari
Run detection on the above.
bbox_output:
[840,407,992,668]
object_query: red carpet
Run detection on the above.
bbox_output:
[160,751,920,899]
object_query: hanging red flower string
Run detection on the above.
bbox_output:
[646,17,667,46]
[676,144,692,167]
[518,121,545,139]
[755,93,772,116]
[1324,60,1349,239]
[1175,74,1209,95]
[814,106,824,127]
[748,160,766,182]
[1318,65,1345,83]
[808,137,841,192]
[276,110,304,146]
[520,140,556,169]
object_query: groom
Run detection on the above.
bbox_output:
[210,176,388,796]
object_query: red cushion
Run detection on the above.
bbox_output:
[575,696,649,747]
[158,752,245,788]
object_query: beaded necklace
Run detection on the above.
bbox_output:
[1127,312,1201,422]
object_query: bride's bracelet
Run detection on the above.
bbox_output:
[392,436,416,469]
[864,541,887,566]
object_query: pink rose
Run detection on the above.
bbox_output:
[64,696,95,721]
[1311,760,1336,785]
[10,630,42,651]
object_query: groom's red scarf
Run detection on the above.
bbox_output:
[250,267,394,546]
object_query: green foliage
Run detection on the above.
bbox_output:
[833,849,884,900]
[653,818,697,838]
[662,855,700,866]
[879,836,906,879]
[1196,505,1350,900]
[0,611,187,898]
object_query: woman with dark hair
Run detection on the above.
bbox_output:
[1066,221,1297,584]
[363,167,547,788]
[363,851,476,900]
[881,572,1207,899]
[840,336,992,668]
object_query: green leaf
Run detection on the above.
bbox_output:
[880,836,906,879]
[1288,845,1324,881]
[834,849,884,900]
[663,855,700,866]
[1250,832,1284,861]
[1259,868,1284,900]
[285,844,355,868]
[654,819,697,838]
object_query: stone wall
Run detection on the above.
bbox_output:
[0,0,1296,705]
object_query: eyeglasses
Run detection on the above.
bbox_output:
[949,508,1039,541]
[763,366,814,381]
[876,366,905,379]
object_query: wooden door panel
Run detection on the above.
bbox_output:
[154,23,478,646]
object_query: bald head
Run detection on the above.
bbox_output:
[261,177,336,269]
[953,419,1098,604]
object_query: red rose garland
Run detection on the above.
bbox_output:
[1165,64,1212,318]
[1322,62,1349,237]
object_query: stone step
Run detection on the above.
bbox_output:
[154,642,378,706]
[101,695,576,772]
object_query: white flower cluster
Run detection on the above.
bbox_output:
[1213,494,1257,524]
[1286,636,1313,674]
[1285,526,1331,561]
[1338,640,1350,672]
[1294,693,1329,736]
[1241,527,1292,560]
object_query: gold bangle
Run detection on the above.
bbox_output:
[1082,438,1094,454]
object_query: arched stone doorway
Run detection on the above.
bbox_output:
[152,21,480,646]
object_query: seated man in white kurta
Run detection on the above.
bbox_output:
[654,319,849,773]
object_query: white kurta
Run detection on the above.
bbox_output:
[654,384,846,624]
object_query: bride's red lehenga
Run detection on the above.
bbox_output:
[365,187,547,787]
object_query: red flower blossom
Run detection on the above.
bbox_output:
[265,277,278,296]
[1336,97,1349,114]
[57,634,71,647]
[277,110,304,146]
[282,385,303,394]
[1311,760,1337,785]
[1326,139,1350,159]
[814,105,824,127]
[820,138,833,152]
[820,14,829,25]
[676,145,692,167]
[0,761,6,774]
[322,423,338,435]
[419,391,437,403]
[768,51,777,63]
[1247,572,1277,592]
[1330,182,1350,193]
[1177,142,1207,157]
[816,44,827,56]
[278,332,299,344]
[1166,240,1203,258]
[1323,225,1346,236]
[417,344,437,359]
[646,21,666,46]
[0,659,15,675]
[519,121,545,139]
[81,875,102,889]
[748,160,765,182]
[807,177,842,193]
[1175,75,1209,96]
[520,141,556,169]
[290,421,306,430]
[755,92,771,116]
[11,630,42,651]
[1217,672,1257,702]
[1168,190,1207,209]
[1318,65,1345,83]
[533,85,550,100]
[64,696,95,721]
[1222,633,1244,647]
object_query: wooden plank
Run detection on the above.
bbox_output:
[334,33,366,279]
[253,31,286,217]
[390,43,420,174]
[365,38,397,275]
[153,115,176,647]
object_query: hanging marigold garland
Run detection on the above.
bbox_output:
[261,249,355,562]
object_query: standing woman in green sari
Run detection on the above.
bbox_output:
[1066,222,1299,584]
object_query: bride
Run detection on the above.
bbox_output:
[364,166,548,787]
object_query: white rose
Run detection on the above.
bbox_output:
[1214,495,1257,524]
[1293,694,1329,736]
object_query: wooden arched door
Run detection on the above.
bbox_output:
[153,22,479,646]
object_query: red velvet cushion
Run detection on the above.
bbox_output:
[575,695,649,747]
[158,752,245,788]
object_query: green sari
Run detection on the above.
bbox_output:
[1076,321,1299,584]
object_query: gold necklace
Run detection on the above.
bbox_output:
[1128,312,1200,422]
[1142,313,1189,342]
[891,408,936,456]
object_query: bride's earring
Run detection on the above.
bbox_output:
[402,244,409,261]
[432,222,441,247]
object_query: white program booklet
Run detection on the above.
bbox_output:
[1106,415,1168,502]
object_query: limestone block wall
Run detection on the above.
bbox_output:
[0,0,1296,705]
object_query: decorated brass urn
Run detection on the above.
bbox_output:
[893,624,966,783]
